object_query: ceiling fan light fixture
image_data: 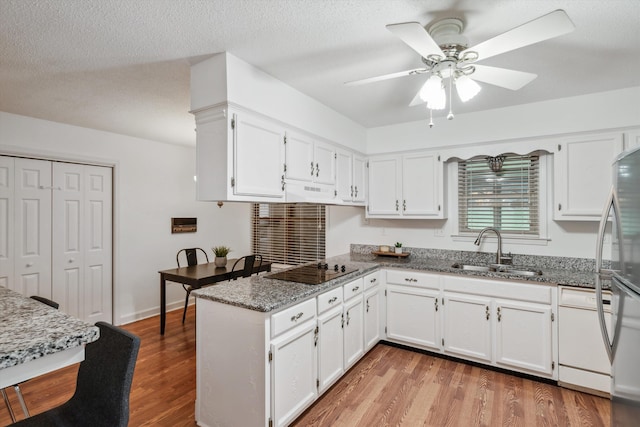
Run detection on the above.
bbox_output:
[455,75,481,102]
[419,74,442,100]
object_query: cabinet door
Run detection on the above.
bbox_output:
[443,293,492,363]
[495,299,554,376]
[271,320,317,427]
[367,156,400,216]
[364,287,380,351]
[343,294,364,369]
[386,285,440,350]
[234,113,285,198]
[284,131,314,182]
[313,141,336,185]
[13,158,52,297]
[317,305,344,394]
[554,132,623,220]
[402,152,443,217]
[352,155,366,203]
[335,149,352,202]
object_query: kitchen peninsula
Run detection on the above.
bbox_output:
[0,287,99,389]
[193,248,604,427]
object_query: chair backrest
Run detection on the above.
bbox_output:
[230,254,263,280]
[30,295,60,309]
[176,247,209,267]
[68,322,141,426]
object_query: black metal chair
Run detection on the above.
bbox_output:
[176,248,209,323]
[12,321,141,427]
[2,296,60,422]
[229,254,263,280]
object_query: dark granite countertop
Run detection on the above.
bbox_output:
[0,287,99,370]
[194,248,602,314]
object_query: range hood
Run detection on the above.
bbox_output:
[285,181,337,204]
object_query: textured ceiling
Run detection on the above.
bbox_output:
[1,0,639,146]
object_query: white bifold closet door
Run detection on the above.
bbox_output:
[52,162,112,323]
[0,155,112,323]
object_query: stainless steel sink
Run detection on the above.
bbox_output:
[451,263,542,276]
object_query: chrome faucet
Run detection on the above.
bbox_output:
[474,227,503,265]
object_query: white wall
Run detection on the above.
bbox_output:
[0,111,252,325]
[327,87,640,260]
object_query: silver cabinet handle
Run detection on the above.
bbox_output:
[350,185,354,197]
[354,186,358,197]
[403,200,406,211]
[315,162,319,177]
[281,175,285,191]
[370,278,377,283]
[485,305,490,320]
[290,312,304,322]
[328,297,337,304]
[395,200,399,211]
[435,299,438,312]
[310,161,314,176]
[497,306,502,322]
[352,286,359,292]
[26,262,34,267]
[404,278,417,283]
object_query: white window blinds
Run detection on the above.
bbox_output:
[458,154,540,236]
[251,203,326,265]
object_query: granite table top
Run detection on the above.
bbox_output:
[194,252,603,314]
[0,287,99,370]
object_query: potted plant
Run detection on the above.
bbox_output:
[394,242,403,254]
[212,245,231,267]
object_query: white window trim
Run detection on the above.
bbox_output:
[450,153,551,246]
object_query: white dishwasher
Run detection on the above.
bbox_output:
[558,286,611,395]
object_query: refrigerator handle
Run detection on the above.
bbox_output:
[595,186,619,363]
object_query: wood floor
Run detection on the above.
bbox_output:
[2,308,610,427]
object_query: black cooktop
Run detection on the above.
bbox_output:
[268,262,357,285]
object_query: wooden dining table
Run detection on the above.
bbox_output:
[158,258,272,334]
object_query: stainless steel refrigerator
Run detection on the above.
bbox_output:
[596,146,640,426]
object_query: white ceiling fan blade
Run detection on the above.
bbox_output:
[344,68,425,86]
[386,22,445,59]
[471,65,537,90]
[462,9,575,61]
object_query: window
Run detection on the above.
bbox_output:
[251,203,326,266]
[458,153,539,236]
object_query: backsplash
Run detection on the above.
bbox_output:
[350,244,610,272]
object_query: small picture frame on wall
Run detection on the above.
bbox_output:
[172,217,197,233]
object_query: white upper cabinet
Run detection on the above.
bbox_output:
[336,149,366,205]
[194,106,285,202]
[626,129,640,151]
[285,130,335,186]
[554,132,623,221]
[367,152,445,219]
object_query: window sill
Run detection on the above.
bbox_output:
[451,234,551,246]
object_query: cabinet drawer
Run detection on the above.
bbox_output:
[317,287,343,314]
[559,286,611,312]
[363,271,380,290]
[386,269,439,290]
[343,278,364,301]
[271,299,316,337]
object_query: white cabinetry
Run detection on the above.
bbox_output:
[443,293,492,362]
[443,275,557,379]
[363,271,381,351]
[194,106,285,202]
[285,131,335,185]
[385,270,441,351]
[554,132,623,220]
[336,150,366,205]
[316,287,344,394]
[625,129,640,151]
[343,278,364,370]
[367,152,444,219]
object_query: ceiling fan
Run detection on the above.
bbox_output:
[346,9,575,126]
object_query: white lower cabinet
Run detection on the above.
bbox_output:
[495,299,553,376]
[442,275,557,379]
[443,293,492,362]
[317,304,344,394]
[363,271,381,351]
[343,278,365,370]
[385,270,441,351]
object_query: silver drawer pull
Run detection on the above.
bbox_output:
[352,286,359,292]
[328,297,338,304]
[404,278,417,282]
[290,312,304,322]
[370,278,377,283]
